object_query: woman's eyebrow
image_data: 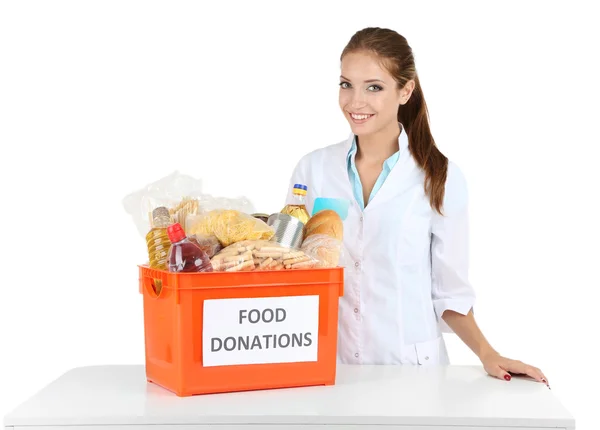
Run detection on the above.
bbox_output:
[340,75,384,84]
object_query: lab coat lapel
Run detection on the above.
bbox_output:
[329,132,356,200]
[364,129,421,211]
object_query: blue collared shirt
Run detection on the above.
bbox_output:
[347,136,400,210]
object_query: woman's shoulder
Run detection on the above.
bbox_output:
[442,159,469,213]
[294,138,350,167]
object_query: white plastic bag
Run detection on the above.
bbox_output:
[122,171,257,237]
[122,171,204,237]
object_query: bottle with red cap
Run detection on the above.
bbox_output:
[167,223,214,273]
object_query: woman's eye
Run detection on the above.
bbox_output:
[368,85,383,92]
[339,81,351,89]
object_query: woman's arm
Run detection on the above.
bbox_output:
[442,309,496,359]
[432,162,549,387]
[443,309,549,387]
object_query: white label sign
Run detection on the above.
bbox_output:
[202,295,319,367]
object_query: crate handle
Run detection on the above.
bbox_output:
[143,276,164,299]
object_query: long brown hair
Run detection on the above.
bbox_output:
[341,27,448,215]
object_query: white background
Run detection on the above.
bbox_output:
[202,295,319,367]
[1,0,598,428]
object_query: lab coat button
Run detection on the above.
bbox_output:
[425,356,429,360]
[360,216,363,222]
[355,261,360,268]
[354,308,359,313]
[355,353,359,358]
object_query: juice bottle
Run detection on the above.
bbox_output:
[145,206,172,271]
[167,223,214,273]
[281,184,310,224]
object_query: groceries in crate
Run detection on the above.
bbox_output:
[169,197,200,228]
[145,206,172,271]
[281,184,310,224]
[188,234,222,258]
[125,173,344,271]
[208,209,344,271]
[303,209,343,241]
[167,223,213,273]
[251,213,270,223]
[210,240,320,272]
[300,210,344,268]
[267,213,305,249]
[186,209,275,247]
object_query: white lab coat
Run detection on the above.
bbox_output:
[285,127,476,365]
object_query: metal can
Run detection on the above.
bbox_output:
[267,213,305,249]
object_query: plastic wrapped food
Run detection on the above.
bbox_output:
[187,210,275,247]
[188,234,222,258]
[170,197,200,228]
[210,240,319,272]
[121,171,257,238]
[122,171,204,237]
[300,234,342,268]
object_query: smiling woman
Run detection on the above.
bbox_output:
[285,27,549,387]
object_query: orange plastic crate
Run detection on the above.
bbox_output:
[139,265,344,396]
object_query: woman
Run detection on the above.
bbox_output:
[286,27,549,386]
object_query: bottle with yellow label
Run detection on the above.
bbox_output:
[145,206,172,271]
[281,184,310,224]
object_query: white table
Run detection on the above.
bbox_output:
[3,365,575,430]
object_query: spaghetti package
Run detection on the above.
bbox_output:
[210,240,319,272]
[187,210,275,247]
[122,171,257,237]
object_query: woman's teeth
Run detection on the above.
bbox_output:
[351,113,374,120]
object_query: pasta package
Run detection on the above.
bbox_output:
[170,197,200,228]
[210,240,319,272]
[187,210,275,247]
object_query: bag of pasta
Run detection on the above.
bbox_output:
[210,240,320,272]
[187,210,275,247]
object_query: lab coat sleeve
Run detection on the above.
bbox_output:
[431,161,476,334]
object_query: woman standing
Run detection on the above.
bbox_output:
[286,27,548,386]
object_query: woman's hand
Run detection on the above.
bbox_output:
[480,351,549,388]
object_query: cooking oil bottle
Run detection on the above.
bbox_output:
[145,206,172,271]
[281,184,310,224]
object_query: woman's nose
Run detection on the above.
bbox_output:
[350,94,367,109]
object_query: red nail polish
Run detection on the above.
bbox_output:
[504,374,511,381]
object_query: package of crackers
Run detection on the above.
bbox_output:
[210,240,320,272]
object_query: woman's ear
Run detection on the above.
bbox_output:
[399,80,416,105]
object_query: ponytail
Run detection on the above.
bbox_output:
[398,76,448,215]
[341,27,449,215]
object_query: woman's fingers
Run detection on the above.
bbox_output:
[503,361,550,387]
[488,363,512,381]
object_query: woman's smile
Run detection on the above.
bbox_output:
[348,112,376,124]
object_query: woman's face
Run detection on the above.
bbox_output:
[339,51,407,136]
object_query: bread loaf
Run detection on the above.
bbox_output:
[300,234,341,268]
[300,210,343,268]
[303,210,343,240]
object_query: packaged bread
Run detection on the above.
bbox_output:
[300,234,342,268]
[210,240,319,272]
[300,210,343,267]
[302,209,343,241]
[187,210,275,247]
[188,234,222,258]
